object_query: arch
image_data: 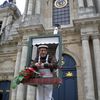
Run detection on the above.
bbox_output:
[62,50,81,67]
[62,53,76,68]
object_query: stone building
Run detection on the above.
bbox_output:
[0,0,100,100]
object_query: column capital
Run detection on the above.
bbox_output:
[17,45,22,52]
[22,39,28,46]
[91,34,100,39]
[81,35,89,40]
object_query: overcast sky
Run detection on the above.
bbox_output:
[0,0,26,14]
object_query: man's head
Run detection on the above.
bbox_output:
[38,45,48,57]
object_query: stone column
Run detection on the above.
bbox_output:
[27,0,34,15]
[81,35,95,100]
[77,0,84,8]
[35,0,40,14]
[16,40,28,100]
[26,45,36,100]
[26,86,36,100]
[96,0,100,13]
[11,43,22,100]
[92,34,100,100]
[22,0,29,22]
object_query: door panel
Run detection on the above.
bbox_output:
[52,54,78,100]
[0,81,10,100]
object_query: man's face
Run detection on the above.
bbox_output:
[39,48,47,57]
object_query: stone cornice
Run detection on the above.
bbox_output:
[17,24,45,34]
[73,16,100,28]
[61,26,80,37]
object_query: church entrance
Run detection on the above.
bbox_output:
[52,54,78,100]
[0,80,10,100]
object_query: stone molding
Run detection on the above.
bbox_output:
[17,24,45,34]
[91,33,100,39]
[81,34,89,40]
[22,40,28,46]
[73,16,100,29]
[17,43,22,52]
[0,73,13,80]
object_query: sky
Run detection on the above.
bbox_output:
[0,0,26,14]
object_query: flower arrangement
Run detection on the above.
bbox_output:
[11,67,42,89]
[11,60,60,89]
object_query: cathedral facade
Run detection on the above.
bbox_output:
[0,0,100,100]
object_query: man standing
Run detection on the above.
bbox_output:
[35,44,57,100]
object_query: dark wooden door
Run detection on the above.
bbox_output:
[52,54,78,100]
[0,81,10,100]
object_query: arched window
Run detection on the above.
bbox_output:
[52,0,70,26]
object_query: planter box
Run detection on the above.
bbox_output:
[22,78,62,85]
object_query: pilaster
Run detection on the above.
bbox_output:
[16,40,28,100]
[96,0,100,13]
[26,86,36,100]
[11,43,22,100]
[87,0,94,7]
[91,33,100,100]
[27,0,34,15]
[77,0,84,8]
[22,0,29,22]
[35,0,40,14]
[81,34,95,100]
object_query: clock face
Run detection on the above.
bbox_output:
[54,0,68,8]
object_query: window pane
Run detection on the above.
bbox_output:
[53,0,70,26]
